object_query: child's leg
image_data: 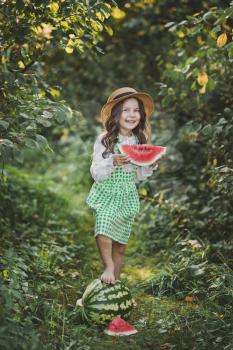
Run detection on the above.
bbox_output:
[95,234,115,284]
[112,240,127,281]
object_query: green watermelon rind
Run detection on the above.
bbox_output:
[83,279,127,304]
[117,144,166,167]
[78,279,134,325]
[82,279,101,300]
[83,278,120,304]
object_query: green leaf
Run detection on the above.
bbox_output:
[0,139,14,147]
[212,25,221,33]
[24,138,39,149]
[227,42,233,58]
[201,124,213,136]
[191,80,197,91]
[98,3,112,19]
[0,120,9,129]
[54,110,66,123]
[20,113,33,119]
[35,134,49,149]
[53,105,73,123]
[37,118,52,127]
[96,11,105,22]
[90,19,103,32]
[26,122,37,131]
[104,24,113,36]
[13,146,24,163]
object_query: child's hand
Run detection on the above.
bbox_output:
[149,156,164,169]
[113,154,131,166]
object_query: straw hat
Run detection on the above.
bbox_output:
[100,87,154,125]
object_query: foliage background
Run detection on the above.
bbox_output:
[0,0,233,349]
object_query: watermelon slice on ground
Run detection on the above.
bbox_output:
[104,316,138,336]
[117,144,166,167]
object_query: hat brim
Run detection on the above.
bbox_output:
[100,92,154,124]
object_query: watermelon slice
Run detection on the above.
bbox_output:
[118,144,166,167]
[104,316,138,336]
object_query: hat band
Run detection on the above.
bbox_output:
[112,91,135,100]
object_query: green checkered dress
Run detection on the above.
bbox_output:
[86,135,140,245]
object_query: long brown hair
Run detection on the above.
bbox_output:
[101,97,151,158]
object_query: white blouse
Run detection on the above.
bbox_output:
[90,132,159,182]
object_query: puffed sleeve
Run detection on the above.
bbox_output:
[136,163,159,182]
[90,133,115,182]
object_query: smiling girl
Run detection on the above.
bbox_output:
[86,87,164,285]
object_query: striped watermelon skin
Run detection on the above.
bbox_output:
[78,279,134,325]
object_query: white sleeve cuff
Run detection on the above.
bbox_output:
[136,164,158,181]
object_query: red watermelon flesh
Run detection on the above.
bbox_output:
[104,316,138,336]
[118,144,166,166]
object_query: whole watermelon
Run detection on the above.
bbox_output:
[76,279,134,325]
